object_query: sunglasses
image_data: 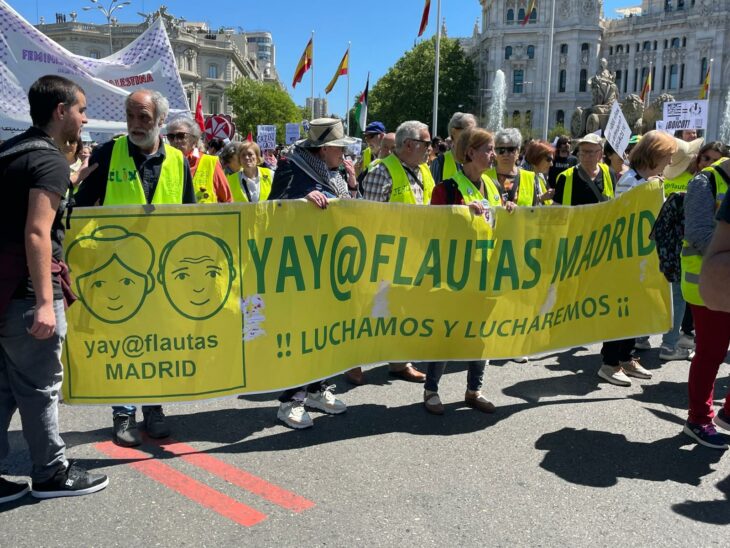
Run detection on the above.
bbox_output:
[546,156,554,163]
[496,147,517,155]
[700,154,717,163]
[409,138,432,146]
[167,132,189,141]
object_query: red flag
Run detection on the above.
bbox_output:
[246,132,253,142]
[521,0,537,26]
[194,94,205,133]
[418,0,431,37]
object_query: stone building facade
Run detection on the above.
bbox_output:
[468,0,730,137]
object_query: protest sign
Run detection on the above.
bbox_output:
[257,125,277,150]
[285,123,301,144]
[605,101,631,158]
[662,100,708,131]
[62,182,671,404]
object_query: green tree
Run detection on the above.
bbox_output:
[366,37,477,137]
[226,79,301,144]
[548,124,569,141]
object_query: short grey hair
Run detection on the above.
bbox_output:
[125,89,169,123]
[395,120,429,152]
[220,141,242,163]
[494,128,522,149]
[447,112,477,137]
[166,115,201,141]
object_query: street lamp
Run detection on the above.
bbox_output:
[82,0,131,56]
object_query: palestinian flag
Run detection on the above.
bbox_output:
[354,75,369,132]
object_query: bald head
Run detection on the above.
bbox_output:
[379,132,396,158]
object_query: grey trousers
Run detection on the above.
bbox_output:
[0,299,67,482]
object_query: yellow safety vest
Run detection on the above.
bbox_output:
[380,154,434,205]
[559,164,614,206]
[663,171,692,195]
[451,171,502,207]
[193,154,219,203]
[227,167,273,203]
[442,150,458,182]
[484,167,542,207]
[104,136,185,205]
[680,160,729,306]
[361,147,373,172]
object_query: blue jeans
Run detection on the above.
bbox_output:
[425,361,486,392]
[0,299,67,482]
[662,281,685,348]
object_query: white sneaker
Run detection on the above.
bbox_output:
[678,333,696,350]
[598,364,632,386]
[514,356,529,363]
[634,338,652,350]
[305,385,347,415]
[621,358,653,379]
[277,400,313,429]
[659,345,694,361]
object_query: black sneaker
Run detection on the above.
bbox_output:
[113,413,142,447]
[143,406,170,439]
[31,462,109,499]
[0,477,30,504]
[714,409,730,432]
[683,421,730,450]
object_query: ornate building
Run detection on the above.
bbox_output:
[468,0,730,137]
[35,7,280,116]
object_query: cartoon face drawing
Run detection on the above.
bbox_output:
[158,232,236,320]
[66,226,155,324]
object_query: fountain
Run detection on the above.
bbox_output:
[719,90,730,145]
[487,70,506,132]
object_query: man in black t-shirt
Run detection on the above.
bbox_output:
[0,75,108,503]
[699,159,730,311]
[547,135,577,189]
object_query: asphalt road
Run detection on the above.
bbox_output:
[2,335,730,547]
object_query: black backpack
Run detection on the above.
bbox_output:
[649,192,685,283]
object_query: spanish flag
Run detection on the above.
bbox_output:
[699,66,711,99]
[325,48,349,94]
[418,0,431,37]
[521,0,537,26]
[640,70,652,102]
[292,37,313,89]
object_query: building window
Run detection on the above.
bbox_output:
[556,110,565,126]
[208,96,220,114]
[208,64,218,79]
[653,41,658,50]
[579,69,587,92]
[609,46,613,55]
[512,111,521,127]
[664,39,668,49]
[513,69,524,94]
[671,38,680,48]
[507,9,514,23]
[529,7,537,22]
[665,0,672,11]
[682,37,686,47]
[560,44,568,55]
[669,64,678,89]
[558,70,566,93]
[678,0,685,9]
[615,70,622,91]
[642,41,651,51]
[700,57,708,84]
[518,8,526,21]
[581,43,589,54]
[680,64,685,88]
[662,65,667,89]
[633,68,639,92]
[505,46,512,60]
[525,110,532,128]
[635,43,640,52]
[623,70,628,93]
[186,92,193,109]
[527,45,535,59]
[652,65,656,90]
[616,45,623,54]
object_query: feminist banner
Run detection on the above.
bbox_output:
[62,182,671,404]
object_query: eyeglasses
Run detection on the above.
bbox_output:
[167,132,189,141]
[700,154,717,163]
[409,138,431,147]
[495,147,517,155]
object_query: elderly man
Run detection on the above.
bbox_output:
[431,112,477,184]
[554,133,652,386]
[357,120,434,383]
[75,89,195,447]
[356,121,386,176]
[165,116,231,203]
[0,75,109,502]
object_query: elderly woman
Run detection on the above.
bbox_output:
[225,141,274,203]
[166,116,231,203]
[485,128,552,209]
[423,127,499,415]
[524,140,556,201]
[431,112,478,184]
[267,118,357,429]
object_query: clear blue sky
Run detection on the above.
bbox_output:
[9,0,634,117]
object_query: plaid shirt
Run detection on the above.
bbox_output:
[361,158,425,204]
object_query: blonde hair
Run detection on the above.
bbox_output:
[454,127,494,164]
[629,130,678,172]
[238,141,262,164]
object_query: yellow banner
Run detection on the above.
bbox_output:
[62,181,671,404]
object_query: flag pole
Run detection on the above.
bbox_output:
[310,30,315,119]
[432,0,441,137]
[542,0,556,140]
[346,42,351,136]
[646,60,652,108]
[707,58,714,139]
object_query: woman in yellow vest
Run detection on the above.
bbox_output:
[225,141,274,203]
[422,127,498,415]
[681,158,730,449]
[523,140,557,204]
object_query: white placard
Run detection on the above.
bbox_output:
[285,123,301,144]
[662,100,708,131]
[605,101,631,158]
[256,125,277,151]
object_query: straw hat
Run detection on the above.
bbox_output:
[663,137,704,180]
[297,118,356,148]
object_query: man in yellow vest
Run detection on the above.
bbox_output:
[554,132,652,386]
[75,89,195,447]
[357,120,434,384]
[431,112,477,184]
[355,121,385,176]
[165,116,232,203]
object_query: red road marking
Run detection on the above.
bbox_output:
[94,441,267,527]
[150,438,315,513]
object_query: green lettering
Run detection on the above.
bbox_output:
[247,237,272,293]
[551,236,583,283]
[446,239,472,290]
[276,236,305,292]
[607,217,626,261]
[304,235,328,289]
[370,234,395,281]
[521,239,542,290]
[414,239,442,287]
[493,241,519,291]
[393,237,413,285]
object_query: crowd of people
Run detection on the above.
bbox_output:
[2,74,730,505]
